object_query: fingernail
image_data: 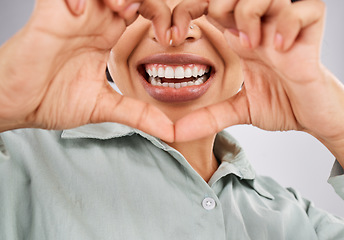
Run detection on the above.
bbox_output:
[239,32,251,48]
[274,33,283,51]
[166,29,172,46]
[68,0,86,15]
[171,26,179,46]
[123,2,140,18]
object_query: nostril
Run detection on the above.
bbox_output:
[148,27,159,42]
[183,24,201,42]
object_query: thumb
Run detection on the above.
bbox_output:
[90,83,175,142]
[174,88,251,142]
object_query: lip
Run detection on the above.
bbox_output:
[136,53,216,103]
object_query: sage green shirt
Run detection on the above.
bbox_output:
[1,123,344,240]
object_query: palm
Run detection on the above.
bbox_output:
[0,0,174,141]
[237,17,332,136]
[239,59,301,132]
[2,0,119,125]
[174,4,339,142]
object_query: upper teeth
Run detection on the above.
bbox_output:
[146,64,210,79]
[148,75,208,88]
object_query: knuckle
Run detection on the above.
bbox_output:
[279,7,298,24]
[208,6,224,20]
[208,1,233,22]
[236,5,259,20]
[139,0,167,21]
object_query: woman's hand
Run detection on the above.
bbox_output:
[173,0,344,163]
[0,0,174,141]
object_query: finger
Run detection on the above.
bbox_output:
[119,2,141,26]
[174,89,251,142]
[105,0,172,46]
[139,0,172,46]
[207,0,237,30]
[172,0,209,46]
[91,83,175,143]
[65,0,86,15]
[274,0,326,51]
[233,0,274,49]
[103,0,136,11]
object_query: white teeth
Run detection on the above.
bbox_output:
[195,79,203,85]
[147,69,152,76]
[192,66,199,77]
[175,67,185,79]
[165,67,174,79]
[148,76,207,89]
[146,64,211,89]
[151,78,157,86]
[158,67,165,78]
[184,68,192,78]
[147,65,210,79]
[152,68,158,77]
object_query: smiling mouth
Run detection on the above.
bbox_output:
[141,64,212,88]
[136,54,216,103]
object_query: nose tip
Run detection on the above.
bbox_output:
[183,24,202,42]
[149,23,202,45]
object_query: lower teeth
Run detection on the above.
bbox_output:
[149,75,207,89]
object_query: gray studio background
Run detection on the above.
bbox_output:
[1,0,343,217]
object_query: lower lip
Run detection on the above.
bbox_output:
[139,73,215,103]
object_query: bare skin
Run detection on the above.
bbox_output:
[172,0,344,169]
[108,0,242,181]
[0,0,175,141]
[0,0,344,181]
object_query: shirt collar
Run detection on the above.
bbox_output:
[212,131,255,181]
[62,123,274,200]
[62,122,142,140]
[61,122,167,149]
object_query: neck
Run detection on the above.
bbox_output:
[167,135,219,182]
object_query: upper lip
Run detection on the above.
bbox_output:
[136,53,215,68]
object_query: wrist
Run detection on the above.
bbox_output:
[316,136,344,168]
[302,67,344,167]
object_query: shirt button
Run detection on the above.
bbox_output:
[202,197,216,210]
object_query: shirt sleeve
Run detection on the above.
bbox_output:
[328,160,344,200]
[287,187,344,240]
